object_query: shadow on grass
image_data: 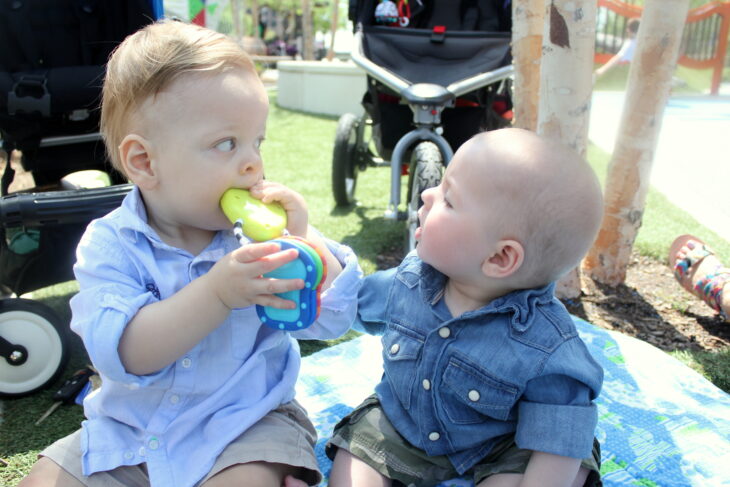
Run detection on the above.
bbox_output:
[331,204,407,267]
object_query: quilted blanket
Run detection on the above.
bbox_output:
[296,317,730,486]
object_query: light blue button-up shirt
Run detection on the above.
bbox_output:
[69,187,362,487]
[356,252,603,474]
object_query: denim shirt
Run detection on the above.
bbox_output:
[69,187,362,487]
[356,252,603,474]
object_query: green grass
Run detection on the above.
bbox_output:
[2,93,728,483]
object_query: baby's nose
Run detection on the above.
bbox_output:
[239,155,262,175]
[421,187,436,205]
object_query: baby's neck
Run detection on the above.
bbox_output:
[148,217,216,255]
[443,279,511,318]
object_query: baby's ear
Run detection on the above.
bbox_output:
[482,240,524,278]
[119,134,157,190]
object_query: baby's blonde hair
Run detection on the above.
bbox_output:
[101,20,255,175]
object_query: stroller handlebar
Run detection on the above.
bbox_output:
[447,64,513,98]
[350,32,513,100]
[351,32,410,94]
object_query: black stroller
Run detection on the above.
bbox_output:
[332,0,514,251]
[0,0,161,397]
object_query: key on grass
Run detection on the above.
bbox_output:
[35,367,95,425]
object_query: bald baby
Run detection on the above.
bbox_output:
[470,128,603,287]
[415,128,604,298]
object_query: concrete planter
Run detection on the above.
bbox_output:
[276,61,366,117]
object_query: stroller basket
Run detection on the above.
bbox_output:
[360,25,511,89]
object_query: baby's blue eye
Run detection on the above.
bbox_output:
[255,137,265,150]
[215,139,236,152]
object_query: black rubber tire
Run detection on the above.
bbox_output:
[0,298,69,397]
[406,142,443,253]
[332,113,360,207]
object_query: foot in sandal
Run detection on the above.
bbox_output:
[669,234,730,322]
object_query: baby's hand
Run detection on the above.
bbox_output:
[206,241,305,310]
[248,181,308,237]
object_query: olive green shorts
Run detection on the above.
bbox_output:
[326,395,602,487]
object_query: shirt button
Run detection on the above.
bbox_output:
[422,379,431,390]
[181,357,192,368]
[148,438,159,450]
[138,447,146,457]
[389,344,400,355]
[428,432,440,441]
[169,394,180,404]
[124,451,133,460]
[468,389,481,402]
[438,327,451,338]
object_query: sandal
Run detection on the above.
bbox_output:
[669,234,729,320]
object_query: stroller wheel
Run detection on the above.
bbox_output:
[332,113,361,206]
[406,142,443,253]
[0,298,69,397]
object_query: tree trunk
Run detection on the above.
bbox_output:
[251,0,260,39]
[585,0,691,285]
[326,0,340,61]
[231,0,243,41]
[511,0,544,131]
[536,0,597,298]
[302,0,314,60]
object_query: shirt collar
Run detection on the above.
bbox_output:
[399,254,556,331]
[116,186,158,242]
[483,282,556,331]
[114,187,235,258]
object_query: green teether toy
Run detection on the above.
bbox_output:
[220,188,287,242]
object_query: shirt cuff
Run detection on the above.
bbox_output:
[319,240,363,313]
[515,401,597,458]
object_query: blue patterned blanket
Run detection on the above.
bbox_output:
[295,317,730,486]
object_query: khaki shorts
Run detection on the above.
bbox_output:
[40,400,322,486]
[326,395,602,487]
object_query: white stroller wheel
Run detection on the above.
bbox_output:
[0,298,68,397]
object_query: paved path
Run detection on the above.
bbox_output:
[589,91,730,242]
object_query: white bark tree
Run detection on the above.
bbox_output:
[251,0,260,39]
[585,0,691,285]
[536,0,597,298]
[231,0,243,41]
[326,0,340,61]
[511,0,544,131]
[301,0,314,60]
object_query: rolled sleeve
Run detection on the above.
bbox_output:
[514,337,602,458]
[292,239,362,340]
[516,401,597,458]
[70,220,167,385]
[70,289,165,385]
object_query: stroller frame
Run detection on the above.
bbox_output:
[0,0,160,397]
[332,3,514,252]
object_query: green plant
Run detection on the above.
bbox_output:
[671,349,730,392]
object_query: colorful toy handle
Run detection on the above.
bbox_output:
[256,237,326,331]
[220,189,326,330]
